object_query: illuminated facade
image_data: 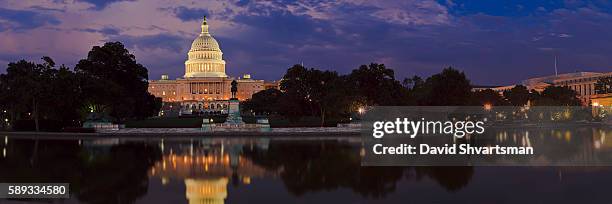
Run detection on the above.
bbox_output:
[554,72,612,105]
[473,71,612,106]
[148,17,270,114]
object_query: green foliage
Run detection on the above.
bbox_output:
[503,85,530,106]
[473,89,508,106]
[248,65,478,125]
[75,42,161,121]
[532,86,581,106]
[1,42,161,130]
[241,88,284,115]
[594,76,611,94]
[412,67,472,105]
[0,57,83,130]
[348,63,408,106]
[277,64,354,125]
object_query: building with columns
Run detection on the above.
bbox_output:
[473,71,612,106]
[148,17,272,115]
[554,72,612,105]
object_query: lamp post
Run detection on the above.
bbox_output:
[483,103,492,111]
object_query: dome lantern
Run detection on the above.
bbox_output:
[201,16,209,34]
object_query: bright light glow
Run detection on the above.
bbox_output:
[3,119,7,122]
[484,103,493,110]
[593,102,599,107]
[358,107,365,114]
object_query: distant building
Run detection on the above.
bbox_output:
[263,80,281,90]
[473,71,612,105]
[148,17,276,115]
[553,72,612,105]
[591,93,612,107]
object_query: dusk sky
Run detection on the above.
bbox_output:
[1,0,611,85]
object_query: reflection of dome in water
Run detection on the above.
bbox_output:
[185,178,228,204]
[184,16,227,78]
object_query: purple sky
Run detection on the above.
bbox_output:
[1,0,611,85]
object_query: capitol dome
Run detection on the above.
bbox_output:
[184,16,227,78]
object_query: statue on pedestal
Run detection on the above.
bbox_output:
[225,79,244,125]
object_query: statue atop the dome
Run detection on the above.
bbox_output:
[201,16,209,34]
[231,80,238,99]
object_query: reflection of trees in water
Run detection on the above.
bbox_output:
[413,167,473,192]
[0,139,161,204]
[242,140,473,198]
[76,143,161,204]
[0,139,82,183]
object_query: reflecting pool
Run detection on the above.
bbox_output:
[1,126,611,203]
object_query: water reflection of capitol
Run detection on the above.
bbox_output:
[149,138,276,204]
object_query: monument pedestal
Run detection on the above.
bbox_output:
[200,98,271,132]
[224,99,244,125]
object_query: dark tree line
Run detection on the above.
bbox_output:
[241,140,474,197]
[243,64,582,125]
[0,139,161,204]
[0,42,161,131]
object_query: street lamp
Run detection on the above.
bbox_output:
[483,103,492,111]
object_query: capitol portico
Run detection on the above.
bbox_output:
[148,17,278,115]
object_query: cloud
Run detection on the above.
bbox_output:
[0,7,61,31]
[112,33,188,51]
[79,0,135,10]
[171,6,210,21]
[538,47,556,51]
[558,33,572,38]
[78,26,121,35]
[1,0,612,85]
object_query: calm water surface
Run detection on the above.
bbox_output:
[1,126,611,204]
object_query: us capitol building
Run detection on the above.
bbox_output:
[148,17,278,115]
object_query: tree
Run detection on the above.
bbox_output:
[348,63,407,106]
[241,89,284,115]
[75,42,161,121]
[0,58,56,131]
[473,89,507,106]
[279,64,315,119]
[503,85,530,106]
[533,86,581,106]
[279,64,353,125]
[1,57,84,131]
[413,67,472,106]
[309,71,352,126]
[594,76,611,94]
